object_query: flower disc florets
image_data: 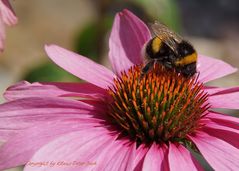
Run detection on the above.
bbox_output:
[108,65,209,145]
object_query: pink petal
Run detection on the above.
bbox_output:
[206,86,239,96]
[206,111,239,126]
[109,9,151,75]
[208,91,239,109]
[0,97,96,118]
[204,120,239,133]
[0,13,5,52]
[120,142,136,171]
[45,44,116,89]
[24,128,118,171]
[204,86,226,95]
[94,141,136,171]
[71,137,135,171]
[4,81,107,101]
[142,143,169,171]
[79,138,123,171]
[203,121,239,148]
[0,0,18,26]
[0,97,101,137]
[134,144,149,171]
[0,120,101,170]
[204,112,239,148]
[197,55,237,83]
[168,143,203,171]
[0,117,104,142]
[189,131,239,171]
[0,129,17,142]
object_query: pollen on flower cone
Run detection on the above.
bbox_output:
[108,65,210,145]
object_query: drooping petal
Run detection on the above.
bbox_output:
[205,86,239,96]
[208,91,239,109]
[0,129,17,142]
[94,141,136,171]
[0,0,17,52]
[0,120,102,170]
[0,13,5,52]
[168,143,203,171]
[0,0,18,26]
[45,44,116,89]
[142,143,169,171]
[189,131,239,171]
[109,9,151,75]
[204,86,236,95]
[134,144,149,171]
[203,86,221,95]
[23,128,120,171]
[203,121,239,148]
[206,111,239,126]
[197,55,237,83]
[4,81,107,101]
[204,120,239,133]
[116,142,136,171]
[204,112,239,148]
[0,97,100,135]
[0,97,96,118]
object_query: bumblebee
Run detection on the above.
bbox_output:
[141,22,197,78]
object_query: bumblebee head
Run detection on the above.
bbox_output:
[179,62,197,77]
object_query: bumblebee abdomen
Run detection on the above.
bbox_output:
[175,52,197,66]
[174,41,197,77]
[175,41,197,66]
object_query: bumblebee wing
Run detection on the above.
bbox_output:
[150,22,182,54]
[150,21,183,42]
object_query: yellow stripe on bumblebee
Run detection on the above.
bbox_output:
[151,37,162,54]
[175,53,197,66]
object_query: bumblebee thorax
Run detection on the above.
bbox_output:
[146,37,174,60]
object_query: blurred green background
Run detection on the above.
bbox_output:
[1,0,239,171]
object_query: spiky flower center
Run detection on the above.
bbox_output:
[108,65,209,144]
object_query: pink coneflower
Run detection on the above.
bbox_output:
[0,9,239,171]
[0,0,17,52]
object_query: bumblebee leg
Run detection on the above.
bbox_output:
[154,59,173,69]
[163,61,173,69]
[140,60,155,80]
